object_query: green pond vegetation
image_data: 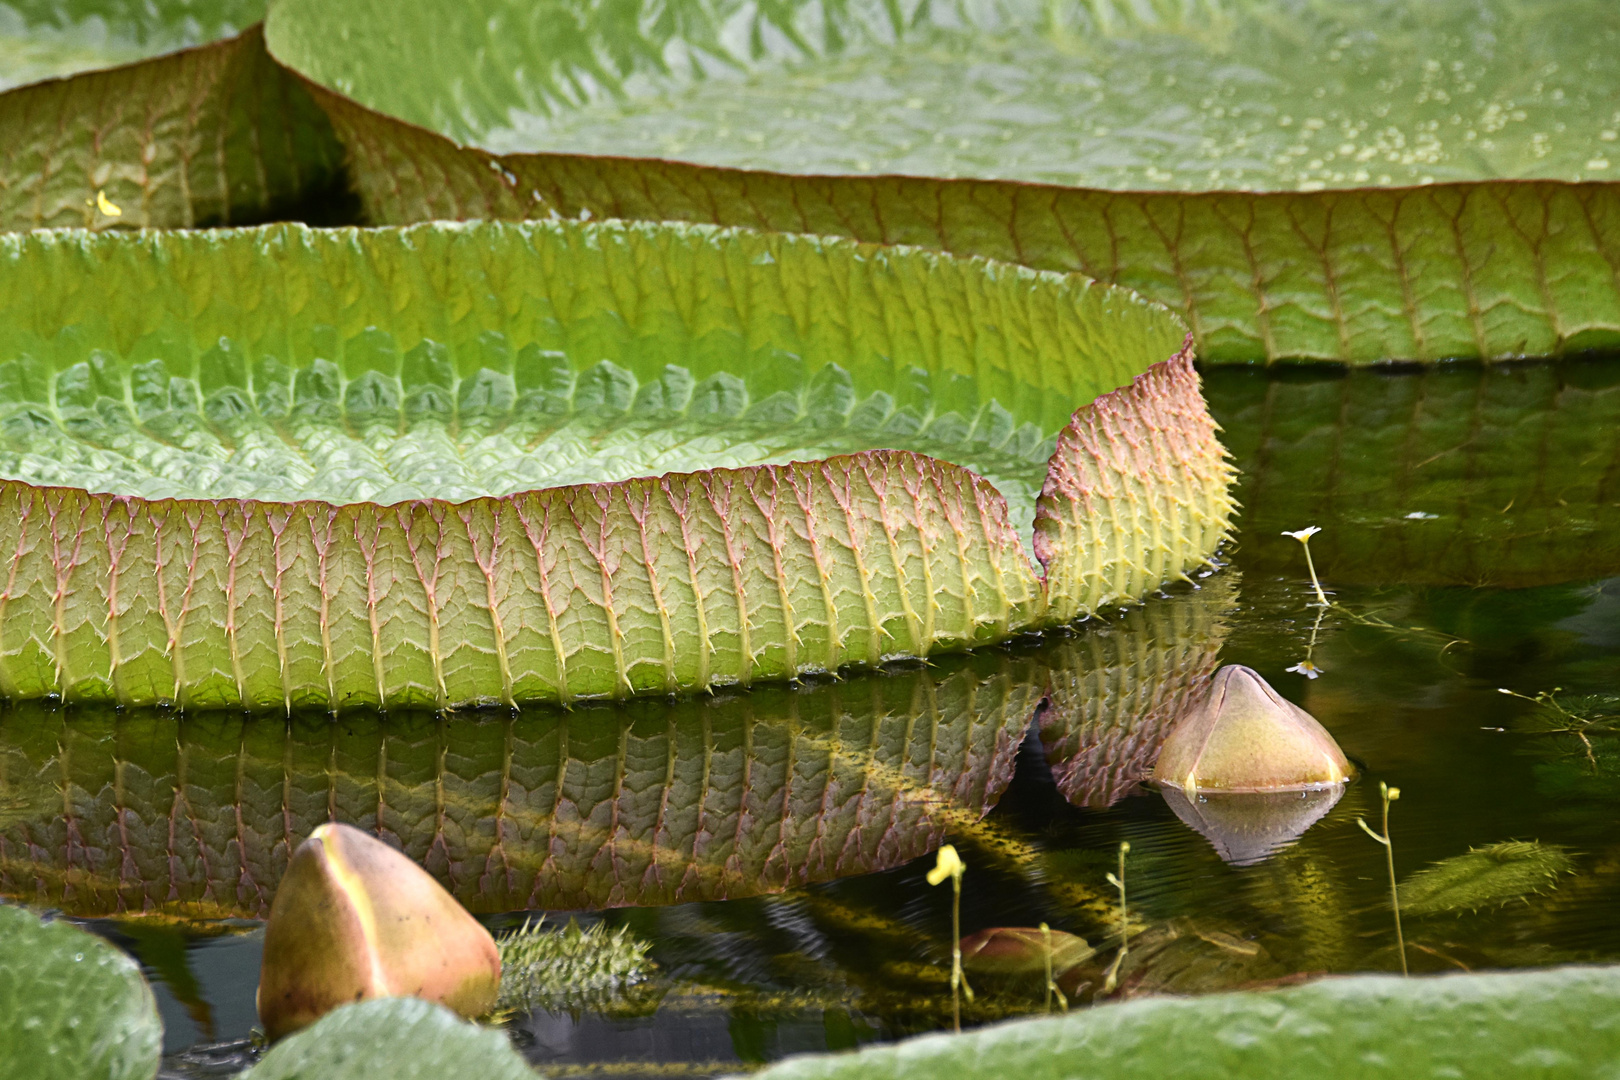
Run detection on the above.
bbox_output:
[0,0,1618,1076]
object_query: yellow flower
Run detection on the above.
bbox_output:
[96,190,123,217]
[926,844,964,886]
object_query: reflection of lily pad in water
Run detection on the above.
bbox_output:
[1039,573,1235,808]
[0,651,1038,917]
[1208,360,1620,588]
[0,584,1236,918]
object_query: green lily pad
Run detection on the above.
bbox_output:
[0,0,266,89]
[0,217,1227,709]
[0,904,163,1080]
[242,996,534,1080]
[260,0,1620,364]
[747,965,1620,1080]
[267,0,1620,189]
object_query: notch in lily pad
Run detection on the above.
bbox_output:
[1154,665,1353,865]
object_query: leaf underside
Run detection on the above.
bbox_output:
[0,26,346,232]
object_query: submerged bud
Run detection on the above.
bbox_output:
[256,822,500,1041]
[959,926,1095,977]
[1153,665,1352,795]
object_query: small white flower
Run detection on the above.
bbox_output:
[1282,526,1321,541]
[1287,660,1322,679]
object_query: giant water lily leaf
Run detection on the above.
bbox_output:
[1208,358,1620,587]
[243,997,533,1080]
[0,218,1228,708]
[747,965,1620,1080]
[0,26,347,232]
[0,904,163,1080]
[266,0,1620,187]
[0,647,1037,916]
[0,0,265,89]
[261,0,1620,363]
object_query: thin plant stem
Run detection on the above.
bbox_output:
[1101,841,1131,994]
[1357,782,1407,976]
[951,872,963,1031]
[1039,923,1067,1013]
[1300,538,1329,607]
[928,846,972,1031]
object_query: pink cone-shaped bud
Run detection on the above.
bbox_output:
[1153,665,1352,795]
[256,822,500,1041]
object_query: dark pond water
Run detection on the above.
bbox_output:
[2,359,1617,1078]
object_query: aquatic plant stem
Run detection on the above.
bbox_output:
[1039,923,1068,1013]
[1102,842,1131,994]
[1282,526,1330,607]
[927,845,973,1031]
[1357,783,1407,976]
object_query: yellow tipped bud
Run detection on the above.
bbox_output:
[95,190,122,217]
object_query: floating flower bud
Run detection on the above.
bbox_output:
[256,822,500,1041]
[1153,665,1352,795]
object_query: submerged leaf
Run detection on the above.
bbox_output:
[1399,841,1576,916]
[959,927,1095,979]
[0,905,163,1080]
[243,997,533,1080]
[495,918,655,1014]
